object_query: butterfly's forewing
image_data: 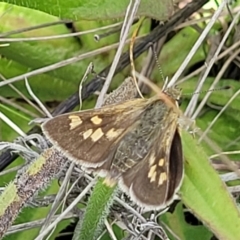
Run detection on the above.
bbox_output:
[42,98,147,167]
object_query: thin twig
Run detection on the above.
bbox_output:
[95,0,141,108]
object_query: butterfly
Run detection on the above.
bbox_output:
[42,86,183,210]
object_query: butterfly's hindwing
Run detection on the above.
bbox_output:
[118,109,181,209]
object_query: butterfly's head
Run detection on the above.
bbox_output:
[164,86,182,102]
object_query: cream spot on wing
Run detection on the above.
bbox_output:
[69,115,82,130]
[91,116,102,125]
[149,153,155,166]
[158,172,167,186]
[158,158,165,166]
[148,164,157,182]
[103,176,117,187]
[106,128,123,140]
[83,129,93,139]
[91,128,104,142]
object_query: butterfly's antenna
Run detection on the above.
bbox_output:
[184,86,231,97]
[151,46,168,90]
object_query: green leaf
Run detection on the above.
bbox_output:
[161,204,213,240]
[0,2,93,84]
[2,0,174,21]
[181,130,240,240]
[0,58,77,101]
[0,103,31,141]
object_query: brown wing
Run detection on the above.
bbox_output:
[42,98,146,167]
[119,121,183,210]
[166,130,183,203]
